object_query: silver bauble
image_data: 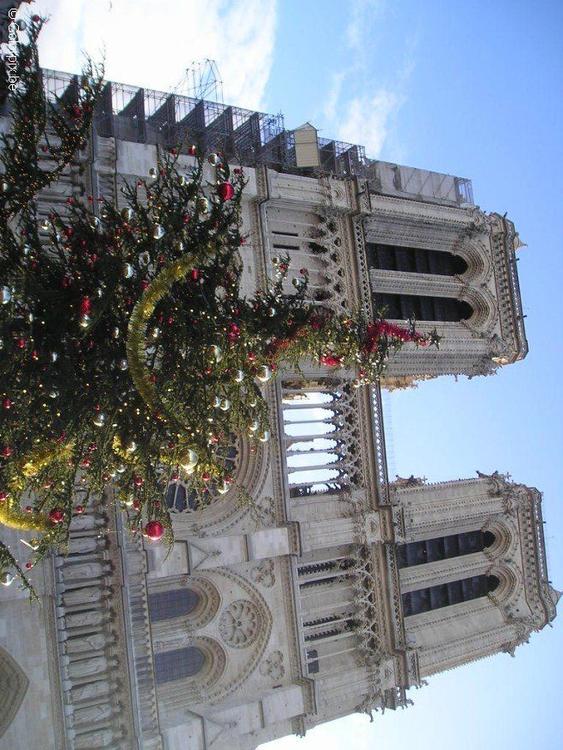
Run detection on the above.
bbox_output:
[256,365,272,383]
[208,153,220,165]
[0,181,9,193]
[258,430,270,443]
[1,286,12,305]
[50,351,59,363]
[148,167,157,179]
[0,571,15,586]
[118,358,128,371]
[49,389,59,399]
[198,197,210,214]
[234,370,245,383]
[210,344,223,363]
[219,398,231,411]
[93,412,106,427]
[121,207,134,221]
[112,326,120,339]
[152,224,165,240]
[123,263,134,279]
[79,314,91,329]
[267,307,276,317]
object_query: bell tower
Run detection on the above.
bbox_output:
[391,473,558,677]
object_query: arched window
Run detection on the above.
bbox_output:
[373,292,473,322]
[402,574,499,617]
[148,589,200,622]
[154,647,205,684]
[367,243,468,276]
[397,530,493,569]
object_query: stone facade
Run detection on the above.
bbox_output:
[0,72,557,750]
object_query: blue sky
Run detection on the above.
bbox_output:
[31,1,563,748]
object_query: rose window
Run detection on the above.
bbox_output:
[218,600,261,649]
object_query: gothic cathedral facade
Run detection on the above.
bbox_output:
[0,71,558,750]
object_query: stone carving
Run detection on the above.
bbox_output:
[219,599,261,649]
[70,679,115,703]
[259,650,285,681]
[249,495,276,528]
[73,701,115,725]
[250,559,275,588]
[67,656,116,680]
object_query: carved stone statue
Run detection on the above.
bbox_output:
[62,562,111,581]
[65,633,108,654]
[70,679,113,703]
[64,610,111,629]
[73,702,114,725]
[67,536,101,555]
[68,655,115,679]
[63,586,106,607]
[74,728,116,749]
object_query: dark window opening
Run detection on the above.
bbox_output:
[367,243,468,276]
[402,573,497,617]
[373,292,473,322]
[148,589,200,622]
[397,530,488,569]
[154,646,205,684]
[306,649,319,674]
[483,531,496,548]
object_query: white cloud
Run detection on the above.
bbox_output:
[337,89,403,157]
[346,0,385,53]
[324,71,345,122]
[28,0,277,111]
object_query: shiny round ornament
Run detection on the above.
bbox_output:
[234,370,245,383]
[152,224,165,240]
[118,358,128,371]
[112,326,120,339]
[267,307,276,317]
[0,572,15,586]
[40,218,51,231]
[0,286,11,305]
[144,520,164,541]
[248,420,259,433]
[258,430,270,443]
[178,174,187,186]
[49,389,59,399]
[0,180,9,193]
[180,449,199,473]
[116,464,126,474]
[49,507,65,524]
[89,215,101,230]
[219,398,231,411]
[79,314,91,329]
[93,412,106,427]
[216,480,229,495]
[217,182,235,202]
[256,365,272,383]
[100,206,110,220]
[208,153,221,165]
[50,352,59,363]
[148,167,157,179]
[123,263,134,279]
[121,207,134,221]
[197,197,210,214]
[150,327,160,339]
[209,344,223,363]
[126,441,137,453]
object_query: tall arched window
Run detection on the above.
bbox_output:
[402,574,499,617]
[397,530,494,569]
[373,292,473,322]
[367,243,468,276]
[154,647,205,684]
[148,589,200,622]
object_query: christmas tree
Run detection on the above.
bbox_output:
[0,16,434,594]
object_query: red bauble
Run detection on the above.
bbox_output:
[16,338,26,349]
[1,446,13,458]
[132,498,141,511]
[79,457,91,469]
[188,144,197,156]
[145,520,164,541]
[24,505,32,513]
[75,505,85,514]
[25,561,33,570]
[191,269,200,281]
[49,508,65,524]
[2,398,12,410]
[319,353,343,368]
[133,476,143,487]
[217,182,235,202]
[79,296,91,315]
[0,492,8,502]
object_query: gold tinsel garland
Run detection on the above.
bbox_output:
[0,442,74,531]
[126,254,199,427]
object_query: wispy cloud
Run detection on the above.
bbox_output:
[324,0,413,159]
[337,89,404,157]
[31,0,277,111]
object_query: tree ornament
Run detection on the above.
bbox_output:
[148,167,157,179]
[79,313,91,329]
[208,153,220,165]
[50,352,59,363]
[179,449,198,473]
[93,412,106,427]
[2,398,12,410]
[123,263,134,279]
[234,370,245,383]
[248,420,259,433]
[209,344,223,363]
[89,215,101,230]
[256,365,272,383]
[0,571,15,586]
[1,287,12,305]
[258,430,270,442]
[49,389,59,399]
[75,505,85,514]
[267,307,276,317]
[219,398,231,411]
[144,520,164,541]
[152,224,165,240]
[118,358,128,371]
[121,207,134,221]
[0,180,9,193]
[198,197,210,214]
[48,508,65,524]
[217,182,235,202]
[112,326,120,339]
